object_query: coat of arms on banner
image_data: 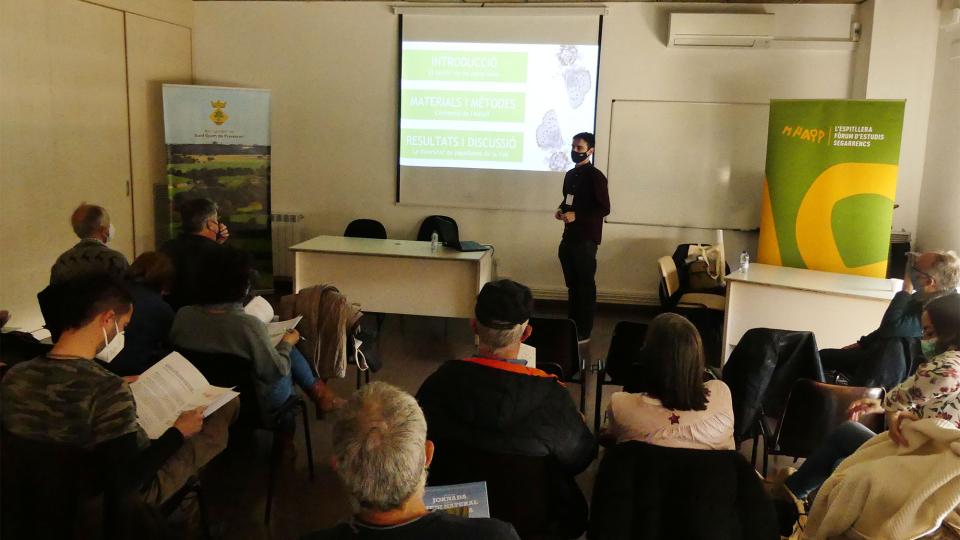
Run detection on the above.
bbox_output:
[209,100,229,126]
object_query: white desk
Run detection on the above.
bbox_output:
[291,236,494,319]
[721,264,895,364]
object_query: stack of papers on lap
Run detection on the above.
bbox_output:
[129,352,240,439]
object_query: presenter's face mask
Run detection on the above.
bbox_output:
[96,321,125,363]
[571,141,592,165]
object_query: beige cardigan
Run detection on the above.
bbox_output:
[803,419,960,540]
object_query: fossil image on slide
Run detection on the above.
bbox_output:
[556,45,579,66]
[564,67,591,109]
[548,151,571,172]
[536,109,564,150]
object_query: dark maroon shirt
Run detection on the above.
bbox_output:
[559,163,611,245]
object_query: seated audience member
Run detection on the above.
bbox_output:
[1,274,237,506]
[302,382,520,540]
[161,198,230,310]
[108,252,176,376]
[416,279,597,537]
[50,203,129,284]
[169,246,341,445]
[820,250,960,387]
[601,312,735,450]
[776,293,960,509]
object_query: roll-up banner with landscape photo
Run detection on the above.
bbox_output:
[758,99,906,278]
[162,84,272,289]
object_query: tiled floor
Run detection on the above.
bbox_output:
[199,302,780,539]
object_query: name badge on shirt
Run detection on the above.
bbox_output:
[565,194,574,206]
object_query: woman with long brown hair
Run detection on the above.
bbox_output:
[601,312,735,450]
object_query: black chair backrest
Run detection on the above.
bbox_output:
[428,439,586,539]
[177,349,261,425]
[603,321,648,386]
[0,331,53,369]
[526,317,580,381]
[722,328,825,443]
[774,379,884,458]
[343,219,387,240]
[37,283,65,342]
[416,215,458,243]
[1,430,102,539]
[589,441,778,540]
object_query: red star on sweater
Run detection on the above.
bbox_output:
[668,413,680,425]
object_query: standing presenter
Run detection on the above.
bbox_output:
[555,132,610,343]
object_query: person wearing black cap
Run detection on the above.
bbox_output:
[416,279,597,539]
[555,132,610,342]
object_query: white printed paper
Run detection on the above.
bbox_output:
[129,352,239,439]
[244,296,275,324]
[518,343,537,368]
[267,316,303,347]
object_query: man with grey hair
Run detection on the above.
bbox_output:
[50,203,129,284]
[160,198,231,310]
[416,279,597,539]
[303,382,519,540]
[822,249,960,387]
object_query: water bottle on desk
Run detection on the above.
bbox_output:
[430,232,439,253]
[739,251,750,273]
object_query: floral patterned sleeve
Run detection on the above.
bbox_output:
[883,351,960,428]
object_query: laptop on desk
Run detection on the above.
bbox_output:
[443,228,491,253]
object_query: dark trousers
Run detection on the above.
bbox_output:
[820,337,917,388]
[558,238,598,339]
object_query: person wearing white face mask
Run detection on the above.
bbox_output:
[1,274,238,516]
[50,203,130,285]
[771,292,960,520]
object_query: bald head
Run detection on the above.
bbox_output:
[71,204,111,242]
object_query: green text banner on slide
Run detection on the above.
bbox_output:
[397,8,603,211]
[758,99,905,278]
[162,84,273,288]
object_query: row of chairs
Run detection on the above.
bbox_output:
[342,215,464,244]
[595,322,886,476]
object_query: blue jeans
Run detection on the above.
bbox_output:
[785,421,876,499]
[264,347,317,429]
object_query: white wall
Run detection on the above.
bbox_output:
[195,2,937,303]
[917,3,960,252]
[853,0,940,238]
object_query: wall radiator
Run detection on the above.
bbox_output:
[271,213,305,279]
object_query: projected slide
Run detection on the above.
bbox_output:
[400,42,599,172]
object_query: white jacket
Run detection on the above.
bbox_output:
[803,419,960,540]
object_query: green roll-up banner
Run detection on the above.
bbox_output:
[758,99,905,278]
[161,84,272,288]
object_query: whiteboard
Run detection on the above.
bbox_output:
[605,100,769,230]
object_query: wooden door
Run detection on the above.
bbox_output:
[0,0,132,330]
[125,13,192,255]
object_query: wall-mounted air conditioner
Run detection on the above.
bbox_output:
[668,13,775,48]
